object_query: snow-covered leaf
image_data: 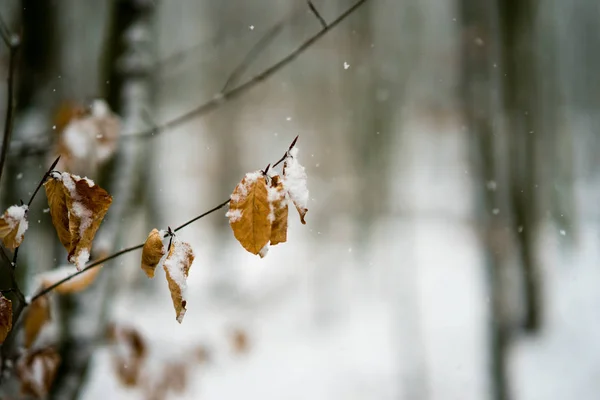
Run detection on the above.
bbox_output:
[0,293,12,344]
[141,228,166,278]
[55,99,120,173]
[44,172,112,270]
[227,172,272,255]
[17,347,61,398]
[283,147,308,224]
[163,238,194,323]
[0,204,29,249]
[268,175,289,246]
[24,294,51,349]
[38,265,102,294]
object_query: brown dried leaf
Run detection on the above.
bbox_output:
[55,100,120,174]
[283,148,308,224]
[106,324,147,388]
[227,172,272,254]
[38,265,102,294]
[141,229,165,278]
[17,347,61,398]
[0,205,29,249]
[268,176,288,246]
[163,239,194,323]
[44,172,113,270]
[24,294,51,349]
[231,328,249,355]
[0,293,12,344]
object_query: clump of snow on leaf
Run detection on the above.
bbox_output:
[6,205,29,240]
[283,148,308,209]
[259,243,269,258]
[267,175,286,223]
[230,171,262,202]
[225,209,242,223]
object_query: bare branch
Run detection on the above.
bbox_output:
[12,0,370,152]
[27,156,61,207]
[307,1,328,29]
[0,13,12,48]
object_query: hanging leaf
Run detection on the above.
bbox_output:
[55,99,121,174]
[268,175,289,246]
[38,265,102,294]
[0,293,12,344]
[106,324,147,387]
[226,172,272,254]
[44,172,112,270]
[163,238,194,323]
[0,204,29,249]
[17,347,61,398]
[141,229,166,278]
[283,147,308,224]
[24,294,51,349]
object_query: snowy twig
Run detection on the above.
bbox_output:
[307,1,328,29]
[273,135,299,168]
[0,27,20,189]
[29,135,300,303]
[12,0,370,152]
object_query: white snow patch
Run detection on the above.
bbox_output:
[3,204,29,244]
[225,209,242,223]
[163,238,193,296]
[259,243,269,258]
[71,248,90,270]
[267,181,286,223]
[282,147,309,212]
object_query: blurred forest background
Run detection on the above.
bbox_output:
[0,0,599,399]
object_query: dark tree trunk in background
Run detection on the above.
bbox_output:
[497,0,543,334]
[460,0,510,399]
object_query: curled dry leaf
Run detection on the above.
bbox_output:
[0,204,29,249]
[268,175,289,246]
[38,265,102,294]
[44,172,113,270]
[163,238,194,323]
[0,293,12,344]
[283,147,308,224]
[106,324,147,387]
[17,347,61,398]
[226,172,272,255]
[24,294,51,349]
[141,228,166,278]
[55,99,121,174]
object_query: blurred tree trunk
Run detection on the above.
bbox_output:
[497,0,543,333]
[50,1,154,398]
[460,0,511,399]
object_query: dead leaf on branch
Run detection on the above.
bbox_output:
[0,293,12,344]
[24,293,51,349]
[268,175,289,246]
[283,147,308,224]
[44,172,113,270]
[106,323,147,387]
[0,204,29,249]
[54,99,121,174]
[17,347,61,398]
[141,228,166,278]
[163,238,194,323]
[226,172,272,255]
[37,264,102,294]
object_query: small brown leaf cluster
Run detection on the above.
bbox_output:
[227,147,308,257]
[45,172,112,270]
[140,231,194,323]
[16,347,61,398]
[106,324,147,387]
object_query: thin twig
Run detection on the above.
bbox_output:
[307,1,328,29]
[27,156,60,207]
[221,20,286,92]
[0,43,19,189]
[273,135,299,168]
[29,135,300,303]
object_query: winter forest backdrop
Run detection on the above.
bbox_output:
[0,0,599,399]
